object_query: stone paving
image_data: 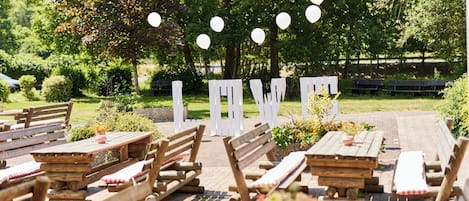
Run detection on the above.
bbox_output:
[6,111,469,201]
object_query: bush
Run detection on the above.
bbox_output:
[69,126,95,142]
[438,75,468,138]
[7,53,48,84]
[151,65,202,93]
[41,75,72,102]
[92,60,133,96]
[105,113,160,139]
[0,80,10,102]
[52,65,87,97]
[19,75,37,100]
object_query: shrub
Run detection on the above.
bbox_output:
[52,65,87,97]
[19,75,37,100]
[41,75,72,102]
[151,65,203,93]
[69,126,95,142]
[0,80,10,102]
[105,113,160,139]
[438,75,468,138]
[8,53,48,85]
[92,60,133,96]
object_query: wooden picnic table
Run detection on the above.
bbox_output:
[305,130,384,200]
[30,131,152,201]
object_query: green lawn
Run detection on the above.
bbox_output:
[2,92,442,125]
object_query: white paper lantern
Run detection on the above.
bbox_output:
[310,0,324,5]
[147,12,162,28]
[210,16,225,32]
[251,28,265,45]
[196,34,211,49]
[305,5,321,24]
[275,12,291,30]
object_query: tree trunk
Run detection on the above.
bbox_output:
[270,18,279,78]
[224,42,235,79]
[131,59,140,94]
[183,41,195,68]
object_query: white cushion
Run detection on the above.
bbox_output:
[394,151,428,195]
[100,161,147,184]
[249,151,305,189]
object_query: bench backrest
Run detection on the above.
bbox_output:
[0,176,50,201]
[352,79,384,88]
[144,138,170,190]
[161,124,205,170]
[434,120,456,170]
[15,101,73,128]
[223,123,275,201]
[437,137,468,200]
[0,123,66,160]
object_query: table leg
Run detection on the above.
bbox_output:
[326,187,337,198]
[337,187,346,197]
[346,188,359,200]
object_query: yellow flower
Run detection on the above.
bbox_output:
[93,122,108,135]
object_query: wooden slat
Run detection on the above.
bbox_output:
[366,131,384,158]
[41,163,91,173]
[434,120,455,169]
[0,123,63,141]
[230,123,270,148]
[167,126,198,141]
[31,108,67,117]
[0,132,64,151]
[437,138,469,200]
[307,158,377,169]
[165,143,192,161]
[0,176,50,201]
[0,139,66,160]
[32,152,94,163]
[237,140,276,170]
[48,189,86,200]
[167,132,196,151]
[31,114,66,122]
[318,177,364,188]
[234,132,272,160]
[47,172,84,182]
[310,166,373,178]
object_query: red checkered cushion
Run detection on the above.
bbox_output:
[394,151,428,195]
[100,161,147,184]
[249,151,305,189]
[0,161,41,184]
[163,150,190,165]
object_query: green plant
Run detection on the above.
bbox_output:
[19,75,37,100]
[437,74,468,138]
[105,113,160,139]
[52,65,87,97]
[112,92,140,112]
[307,86,340,123]
[93,60,133,96]
[69,126,95,142]
[0,80,10,103]
[151,65,203,93]
[272,118,327,151]
[338,121,364,136]
[95,100,126,122]
[41,75,72,102]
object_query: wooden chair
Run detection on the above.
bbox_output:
[5,101,73,131]
[223,123,307,201]
[0,176,50,201]
[392,120,468,200]
[98,124,205,201]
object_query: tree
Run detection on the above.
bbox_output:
[0,0,16,53]
[52,0,183,94]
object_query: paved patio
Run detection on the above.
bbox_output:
[5,111,469,200]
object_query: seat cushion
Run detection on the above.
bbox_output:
[163,150,190,165]
[0,161,41,184]
[394,151,428,195]
[100,161,147,184]
[249,151,305,189]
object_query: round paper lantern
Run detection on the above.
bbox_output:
[210,16,225,32]
[310,0,324,5]
[275,12,291,30]
[196,34,211,50]
[305,5,321,24]
[251,28,265,45]
[147,12,162,28]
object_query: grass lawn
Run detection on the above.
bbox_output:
[2,92,442,126]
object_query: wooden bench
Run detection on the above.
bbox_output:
[223,123,307,201]
[96,125,205,201]
[383,80,450,96]
[350,79,384,95]
[5,101,73,131]
[0,176,50,201]
[392,120,468,200]
[151,80,172,96]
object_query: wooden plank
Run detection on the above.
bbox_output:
[366,131,384,158]
[164,143,192,161]
[230,123,270,148]
[41,163,91,173]
[47,172,84,182]
[32,153,94,163]
[0,139,66,160]
[0,123,63,141]
[237,140,276,170]
[310,167,373,178]
[318,177,364,188]
[31,108,67,117]
[100,181,152,201]
[234,132,272,160]
[0,179,35,200]
[356,131,376,156]
[48,190,87,200]
[166,126,198,141]
[0,132,65,151]
[306,158,377,169]
[306,132,336,156]
[120,145,129,161]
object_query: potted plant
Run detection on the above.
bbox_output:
[93,122,108,144]
[338,121,364,146]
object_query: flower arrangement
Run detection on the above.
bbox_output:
[338,121,364,136]
[93,122,108,135]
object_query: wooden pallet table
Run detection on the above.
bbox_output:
[305,131,384,200]
[30,131,152,201]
